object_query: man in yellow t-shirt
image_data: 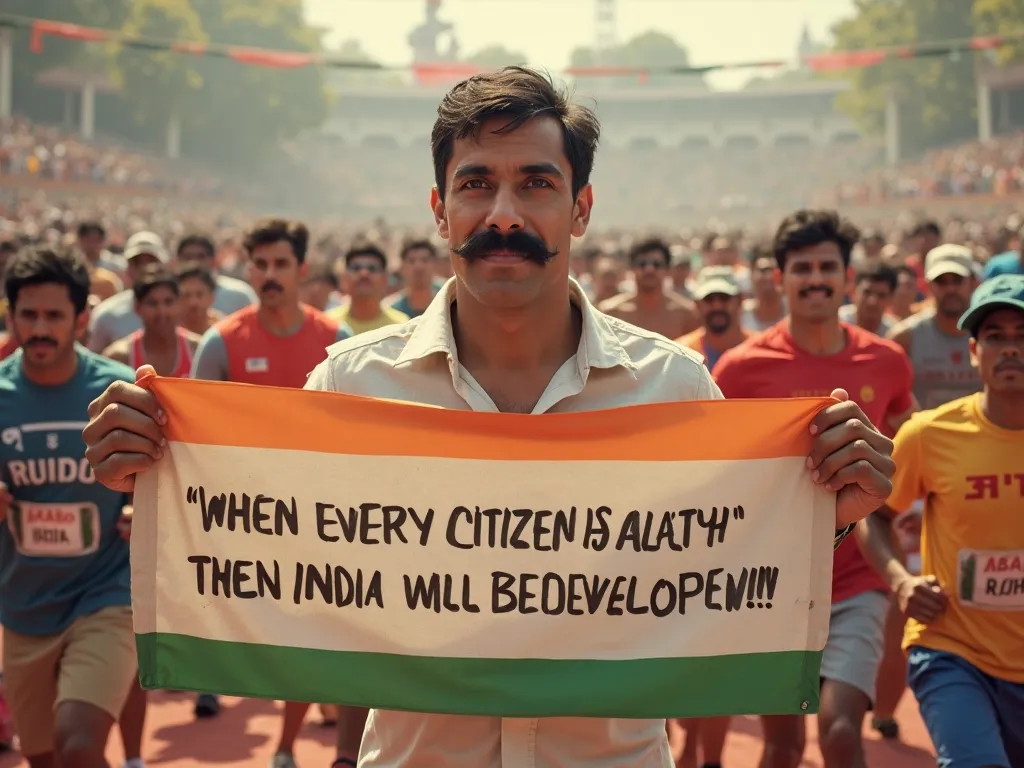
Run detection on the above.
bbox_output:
[857,273,1024,768]
[326,243,409,335]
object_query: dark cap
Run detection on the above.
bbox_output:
[957,274,1024,335]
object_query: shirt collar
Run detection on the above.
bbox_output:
[393,276,637,377]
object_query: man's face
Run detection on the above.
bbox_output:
[670,262,690,291]
[344,256,388,301]
[11,284,84,369]
[78,232,104,260]
[894,271,917,307]
[402,247,436,290]
[632,248,668,294]
[249,240,302,310]
[698,293,739,334]
[299,277,335,312]
[970,308,1024,392]
[751,256,777,297]
[853,278,893,327]
[179,276,214,325]
[135,285,180,336]
[781,242,847,324]
[431,115,592,309]
[929,272,976,319]
[593,258,623,300]
[126,254,161,285]
[179,244,214,266]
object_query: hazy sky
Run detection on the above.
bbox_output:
[304,0,857,90]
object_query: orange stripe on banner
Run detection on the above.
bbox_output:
[140,375,831,462]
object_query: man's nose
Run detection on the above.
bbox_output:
[484,187,525,232]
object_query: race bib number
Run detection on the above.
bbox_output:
[7,502,101,558]
[958,549,1024,610]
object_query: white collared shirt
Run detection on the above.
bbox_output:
[304,277,721,768]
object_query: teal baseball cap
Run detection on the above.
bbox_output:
[957,274,1024,335]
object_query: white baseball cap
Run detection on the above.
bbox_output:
[123,231,169,263]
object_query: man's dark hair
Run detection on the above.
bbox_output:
[400,239,437,261]
[909,219,942,239]
[133,264,179,302]
[431,66,600,201]
[176,260,216,291]
[748,242,774,268]
[76,221,105,240]
[894,264,918,283]
[344,242,387,270]
[772,210,860,271]
[243,219,309,264]
[177,234,216,259]
[304,260,339,289]
[629,237,671,266]
[4,246,91,315]
[853,261,898,292]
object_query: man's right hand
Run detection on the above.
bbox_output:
[896,574,948,623]
[83,365,167,493]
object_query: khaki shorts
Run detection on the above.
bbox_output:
[3,605,138,757]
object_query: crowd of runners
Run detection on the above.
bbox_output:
[0,66,1022,768]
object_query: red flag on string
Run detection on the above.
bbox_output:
[30,20,108,54]
[970,36,1003,50]
[171,41,208,56]
[804,50,888,72]
[413,62,481,86]
[228,48,315,69]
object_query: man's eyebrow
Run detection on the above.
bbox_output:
[520,162,564,179]
[453,164,490,180]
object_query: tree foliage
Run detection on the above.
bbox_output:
[464,45,528,70]
[7,0,328,173]
[832,0,1023,156]
[568,31,707,89]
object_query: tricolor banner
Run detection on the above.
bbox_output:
[132,376,836,718]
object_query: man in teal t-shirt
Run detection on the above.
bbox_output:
[0,246,140,768]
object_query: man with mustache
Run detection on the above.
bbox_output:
[674,267,752,373]
[0,247,139,768]
[887,245,982,410]
[326,243,410,333]
[713,210,917,768]
[186,218,352,748]
[79,68,896,768]
[856,274,1024,768]
[598,238,699,340]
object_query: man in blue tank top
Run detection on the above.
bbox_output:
[0,246,140,768]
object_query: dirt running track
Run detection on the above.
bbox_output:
[0,691,936,768]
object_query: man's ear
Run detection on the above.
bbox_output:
[431,187,449,240]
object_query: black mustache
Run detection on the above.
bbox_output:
[261,282,283,293]
[798,286,833,298]
[451,229,558,265]
[706,310,731,325]
[26,338,56,347]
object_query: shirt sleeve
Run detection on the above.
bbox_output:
[304,359,336,392]
[190,328,230,381]
[711,349,746,398]
[86,310,114,353]
[695,362,724,401]
[885,415,927,516]
[886,348,915,416]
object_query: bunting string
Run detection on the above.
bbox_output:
[0,11,1020,86]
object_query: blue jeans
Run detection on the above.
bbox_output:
[907,646,1024,768]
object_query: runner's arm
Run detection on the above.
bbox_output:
[885,348,918,434]
[102,340,131,366]
[855,414,925,590]
[190,328,230,381]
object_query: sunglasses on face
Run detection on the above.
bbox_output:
[347,262,384,274]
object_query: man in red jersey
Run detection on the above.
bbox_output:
[714,210,917,768]
[188,218,352,768]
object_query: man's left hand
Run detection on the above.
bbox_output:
[808,389,895,528]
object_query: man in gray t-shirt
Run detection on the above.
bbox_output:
[88,232,257,353]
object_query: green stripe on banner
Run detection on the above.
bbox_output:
[136,633,822,718]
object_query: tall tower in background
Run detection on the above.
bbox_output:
[594,0,617,64]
